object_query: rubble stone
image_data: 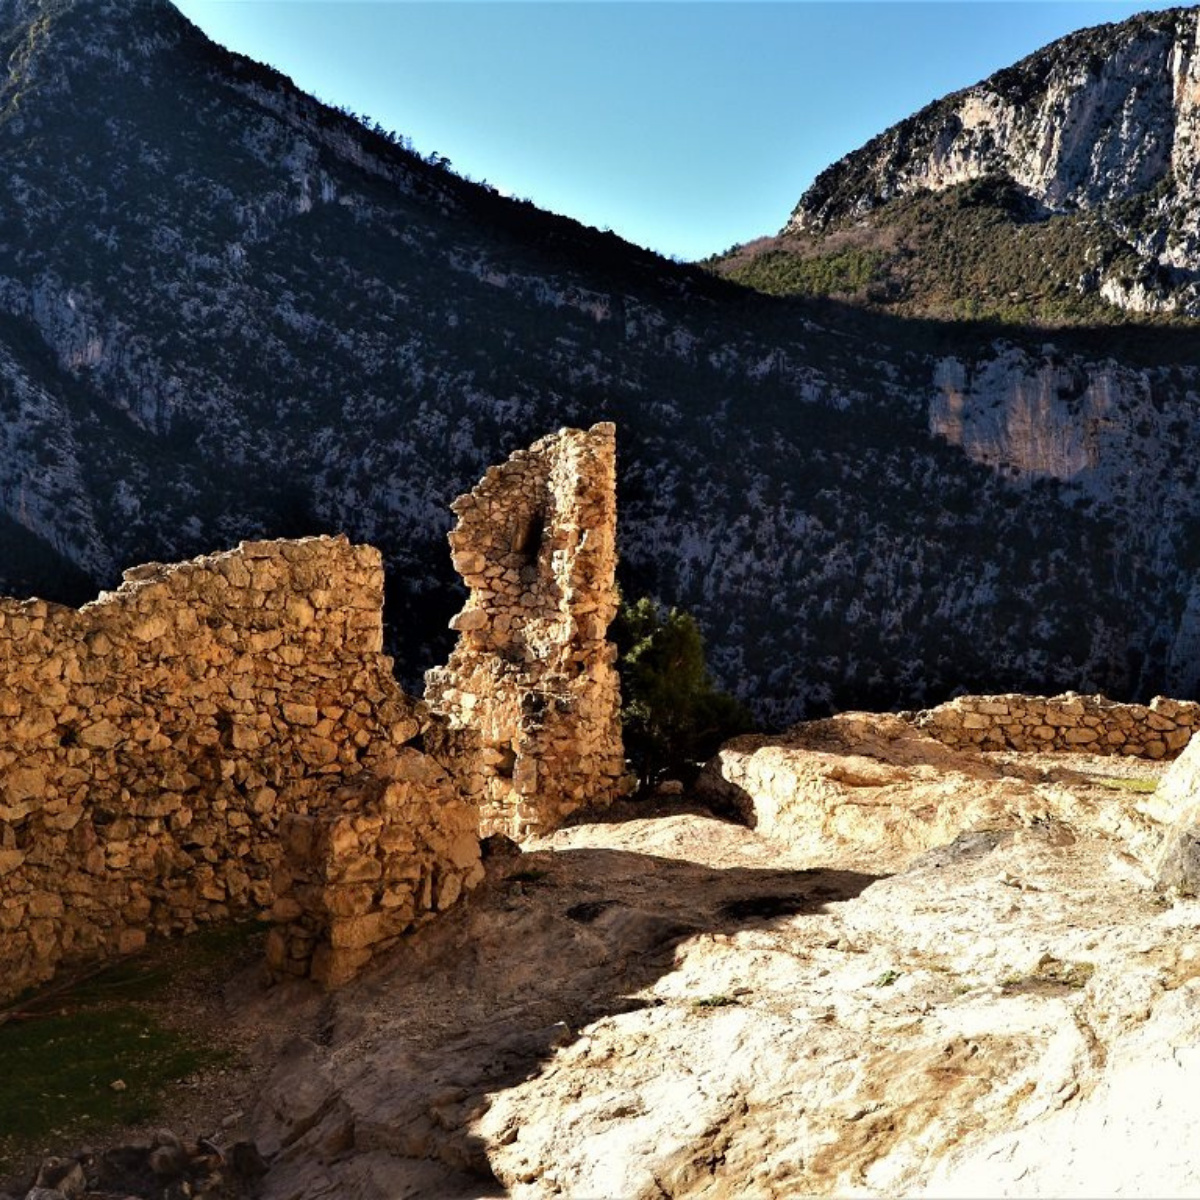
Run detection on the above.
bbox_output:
[0,535,481,998]
[0,425,625,994]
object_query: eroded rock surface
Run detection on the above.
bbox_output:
[240,715,1200,1199]
[697,710,1167,869]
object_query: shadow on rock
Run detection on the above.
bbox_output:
[253,840,882,1199]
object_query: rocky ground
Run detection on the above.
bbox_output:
[11,717,1200,1199]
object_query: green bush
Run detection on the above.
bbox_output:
[612,597,754,789]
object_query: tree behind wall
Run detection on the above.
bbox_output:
[613,597,754,788]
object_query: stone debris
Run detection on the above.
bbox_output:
[426,422,624,840]
[5,1130,269,1200]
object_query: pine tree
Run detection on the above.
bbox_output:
[613,597,753,789]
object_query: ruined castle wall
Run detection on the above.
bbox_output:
[913,692,1200,758]
[0,536,482,1000]
[425,422,625,840]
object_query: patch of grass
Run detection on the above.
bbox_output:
[0,1006,213,1146]
[1000,957,1095,995]
[1097,776,1159,794]
[691,994,740,1009]
[0,921,259,1174]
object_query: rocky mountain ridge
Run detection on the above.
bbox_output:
[718,5,1200,320]
[793,7,1200,230]
[4,0,1200,722]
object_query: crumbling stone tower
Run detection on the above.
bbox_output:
[425,422,625,839]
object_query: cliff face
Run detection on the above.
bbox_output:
[4,0,1200,723]
[784,7,1200,315]
[793,7,1199,226]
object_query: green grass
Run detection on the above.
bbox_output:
[0,1006,212,1143]
[1097,776,1159,794]
[691,994,740,1009]
[1000,958,1095,994]
[0,922,259,1174]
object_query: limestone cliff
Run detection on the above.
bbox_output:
[787,6,1200,314]
[793,7,1199,228]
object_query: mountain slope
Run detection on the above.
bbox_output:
[716,5,1200,321]
[3,0,1200,723]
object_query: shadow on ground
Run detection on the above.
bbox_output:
[255,826,883,1199]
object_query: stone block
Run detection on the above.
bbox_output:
[79,718,122,749]
[328,911,390,950]
[310,944,372,989]
[282,702,319,727]
[0,849,26,876]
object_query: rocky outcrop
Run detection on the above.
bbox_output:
[0,535,482,1001]
[426,423,624,839]
[241,716,1200,1199]
[697,692,1200,866]
[787,7,1200,314]
[697,707,1167,865]
[791,8,1200,231]
[1151,732,1200,895]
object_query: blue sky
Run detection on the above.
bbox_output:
[173,1,1180,260]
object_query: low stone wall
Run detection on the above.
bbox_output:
[267,757,480,988]
[0,535,482,1000]
[426,423,625,839]
[911,692,1200,758]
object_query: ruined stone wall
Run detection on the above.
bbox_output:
[0,536,482,1000]
[425,423,625,839]
[912,692,1200,758]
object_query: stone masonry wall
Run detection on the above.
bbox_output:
[425,423,625,839]
[0,535,482,1001]
[911,692,1200,758]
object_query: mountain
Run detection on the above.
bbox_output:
[715,6,1200,322]
[4,0,1200,724]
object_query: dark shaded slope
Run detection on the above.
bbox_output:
[1,0,1200,723]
